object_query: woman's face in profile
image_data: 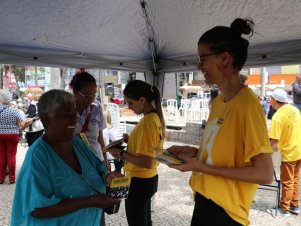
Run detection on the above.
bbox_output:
[125,96,143,115]
[197,44,221,85]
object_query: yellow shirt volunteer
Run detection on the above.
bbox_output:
[269,104,301,162]
[190,87,273,226]
[125,112,164,178]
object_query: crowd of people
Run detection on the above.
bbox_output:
[0,17,300,226]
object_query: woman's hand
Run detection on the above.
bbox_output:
[168,154,202,172]
[108,147,122,158]
[92,193,121,209]
[167,145,198,158]
[105,171,124,185]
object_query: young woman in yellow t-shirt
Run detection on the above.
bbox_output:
[168,18,274,226]
[109,80,165,226]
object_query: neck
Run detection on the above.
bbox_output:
[274,103,286,110]
[143,103,155,115]
[218,73,245,102]
[43,134,72,156]
[76,102,86,114]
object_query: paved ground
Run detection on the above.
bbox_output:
[1,142,300,226]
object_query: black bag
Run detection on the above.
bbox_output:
[104,186,121,215]
[104,202,120,215]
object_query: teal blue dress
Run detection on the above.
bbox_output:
[11,137,106,226]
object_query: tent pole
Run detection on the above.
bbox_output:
[260,67,267,97]
[140,0,158,74]
[0,65,3,89]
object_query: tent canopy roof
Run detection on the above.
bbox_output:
[1,0,301,73]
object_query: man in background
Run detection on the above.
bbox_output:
[267,89,301,216]
[292,74,301,111]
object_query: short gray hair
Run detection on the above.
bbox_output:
[0,90,12,105]
[38,89,75,117]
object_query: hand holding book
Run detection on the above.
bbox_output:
[150,147,184,165]
[107,176,131,199]
[104,138,125,151]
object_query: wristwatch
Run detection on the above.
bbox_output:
[119,150,126,159]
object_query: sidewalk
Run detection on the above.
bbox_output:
[0,142,300,226]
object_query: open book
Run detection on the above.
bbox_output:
[150,147,184,165]
[107,176,131,199]
[104,138,124,151]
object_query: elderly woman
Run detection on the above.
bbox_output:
[0,90,28,184]
[11,89,121,226]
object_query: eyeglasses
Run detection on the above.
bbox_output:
[78,91,98,99]
[197,52,220,63]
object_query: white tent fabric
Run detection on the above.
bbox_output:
[1,0,301,74]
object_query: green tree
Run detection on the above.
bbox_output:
[11,65,26,98]
[11,65,25,84]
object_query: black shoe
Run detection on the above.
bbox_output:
[289,206,300,215]
[0,180,4,184]
[9,180,15,184]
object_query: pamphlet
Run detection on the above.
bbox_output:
[104,138,124,151]
[150,147,184,165]
[107,176,131,199]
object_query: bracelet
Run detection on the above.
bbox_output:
[119,150,126,159]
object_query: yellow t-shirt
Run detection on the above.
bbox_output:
[269,104,301,162]
[190,87,273,226]
[125,112,164,178]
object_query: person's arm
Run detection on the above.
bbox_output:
[98,131,106,150]
[98,130,109,170]
[270,138,278,152]
[121,151,155,169]
[109,147,155,169]
[31,193,120,218]
[169,152,274,185]
[18,118,33,130]
[167,145,198,158]
[292,83,301,95]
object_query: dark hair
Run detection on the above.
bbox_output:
[210,88,219,101]
[69,72,96,92]
[198,18,254,71]
[123,80,165,136]
[240,74,248,84]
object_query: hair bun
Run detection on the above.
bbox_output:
[230,18,254,37]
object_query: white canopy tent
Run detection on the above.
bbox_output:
[1,0,301,83]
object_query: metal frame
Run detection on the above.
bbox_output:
[259,169,281,215]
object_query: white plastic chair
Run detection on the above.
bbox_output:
[179,99,190,120]
[107,103,126,138]
[199,99,210,120]
[166,99,178,119]
[117,121,127,138]
[107,103,120,130]
[190,99,201,121]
